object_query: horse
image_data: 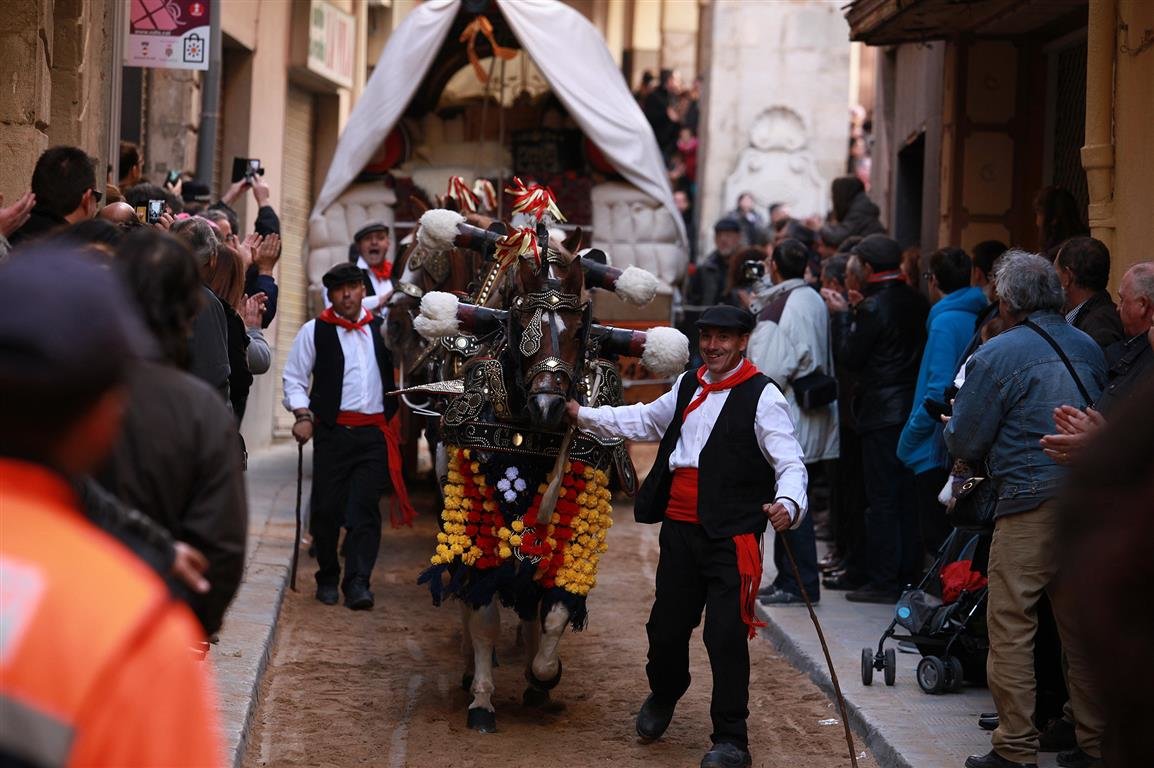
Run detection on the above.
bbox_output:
[413,224,688,733]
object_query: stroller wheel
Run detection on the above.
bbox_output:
[916,656,948,694]
[946,655,965,692]
[861,647,874,686]
[883,647,897,686]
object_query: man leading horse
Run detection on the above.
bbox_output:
[566,304,808,768]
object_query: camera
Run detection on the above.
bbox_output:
[231,157,264,184]
[742,259,766,282]
[146,199,164,224]
[165,169,181,187]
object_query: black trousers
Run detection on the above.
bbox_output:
[647,520,755,749]
[771,463,821,599]
[860,425,921,592]
[829,433,869,581]
[311,422,388,591]
[913,467,952,560]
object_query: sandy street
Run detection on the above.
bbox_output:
[242,486,875,768]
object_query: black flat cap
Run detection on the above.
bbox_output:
[851,234,902,270]
[181,180,212,204]
[353,222,389,242]
[322,262,366,290]
[713,217,741,233]
[695,305,755,333]
[0,248,152,398]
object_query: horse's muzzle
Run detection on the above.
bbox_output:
[527,393,567,431]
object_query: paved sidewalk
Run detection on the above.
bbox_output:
[757,537,1062,768]
[211,442,308,768]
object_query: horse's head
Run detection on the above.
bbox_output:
[508,235,588,431]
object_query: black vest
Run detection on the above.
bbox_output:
[308,317,397,424]
[634,371,777,539]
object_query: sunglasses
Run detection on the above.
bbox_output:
[90,187,103,204]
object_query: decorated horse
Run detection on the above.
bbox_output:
[409,183,688,732]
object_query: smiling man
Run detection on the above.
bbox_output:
[565,305,808,768]
[350,222,393,298]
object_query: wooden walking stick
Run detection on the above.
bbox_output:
[780,534,859,768]
[291,443,303,592]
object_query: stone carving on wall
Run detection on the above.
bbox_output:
[722,106,827,218]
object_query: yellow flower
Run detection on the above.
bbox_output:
[498,545,512,559]
[511,519,525,532]
[509,534,523,547]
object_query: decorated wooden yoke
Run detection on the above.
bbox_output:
[413,288,688,630]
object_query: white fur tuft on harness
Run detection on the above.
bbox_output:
[613,266,660,306]
[413,291,461,339]
[640,326,690,378]
[417,209,466,252]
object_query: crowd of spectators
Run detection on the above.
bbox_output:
[0,142,291,762]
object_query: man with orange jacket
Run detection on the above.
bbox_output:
[0,249,223,767]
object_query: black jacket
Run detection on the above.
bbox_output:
[1096,334,1153,415]
[8,206,68,246]
[1072,290,1125,349]
[819,191,885,245]
[99,360,248,636]
[832,278,929,433]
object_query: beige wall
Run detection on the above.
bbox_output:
[1103,0,1153,280]
[0,0,113,203]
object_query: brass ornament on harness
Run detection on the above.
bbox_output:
[514,289,587,357]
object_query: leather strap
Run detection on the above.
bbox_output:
[1022,319,1094,406]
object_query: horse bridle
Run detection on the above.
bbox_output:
[511,286,588,400]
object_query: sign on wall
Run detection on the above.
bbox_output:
[307,0,355,89]
[124,0,211,71]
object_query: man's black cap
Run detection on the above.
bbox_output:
[181,180,212,204]
[713,217,741,233]
[322,262,366,290]
[0,248,152,398]
[695,305,755,333]
[851,234,902,270]
[353,222,389,242]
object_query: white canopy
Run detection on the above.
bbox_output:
[311,0,687,248]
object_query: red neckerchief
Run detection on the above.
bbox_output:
[318,307,372,334]
[682,358,760,420]
[867,269,907,284]
[369,261,392,281]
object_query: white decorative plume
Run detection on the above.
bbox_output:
[614,265,660,306]
[413,291,460,339]
[640,326,690,378]
[417,209,465,251]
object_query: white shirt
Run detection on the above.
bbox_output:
[576,362,809,526]
[282,315,385,415]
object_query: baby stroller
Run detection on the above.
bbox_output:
[861,528,990,693]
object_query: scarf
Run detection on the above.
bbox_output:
[866,269,907,285]
[318,307,372,334]
[682,358,761,421]
[369,261,392,282]
[335,411,416,528]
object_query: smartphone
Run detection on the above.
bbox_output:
[146,199,164,224]
[165,169,181,187]
[135,205,147,224]
[231,157,264,183]
[248,158,262,178]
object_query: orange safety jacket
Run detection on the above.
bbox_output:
[0,459,223,767]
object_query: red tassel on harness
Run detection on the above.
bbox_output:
[734,533,766,639]
[335,411,416,527]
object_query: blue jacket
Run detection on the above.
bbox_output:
[943,311,1107,517]
[897,286,988,474]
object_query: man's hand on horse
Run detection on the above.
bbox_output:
[763,501,793,532]
[564,399,581,425]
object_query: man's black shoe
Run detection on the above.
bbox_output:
[316,584,339,605]
[845,586,901,604]
[759,588,814,606]
[344,583,374,610]
[823,571,867,590]
[1039,717,1077,752]
[963,749,1037,768]
[635,694,676,742]
[701,742,752,768]
[1057,748,1101,768]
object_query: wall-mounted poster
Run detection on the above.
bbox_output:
[124,0,211,71]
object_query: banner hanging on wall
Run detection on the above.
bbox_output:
[124,0,211,71]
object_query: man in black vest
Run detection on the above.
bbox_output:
[565,305,808,768]
[283,263,412,610]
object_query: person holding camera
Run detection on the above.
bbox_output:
[747,238,837,606]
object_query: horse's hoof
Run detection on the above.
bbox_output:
[461,672,473,691]
[523,686,550,708]
[466,707,497,733]
[526,658,563,691]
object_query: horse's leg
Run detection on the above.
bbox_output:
[459,601,475,691]
[520,614,546,707]
[466,601,500,733]
[526,602,570,711]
